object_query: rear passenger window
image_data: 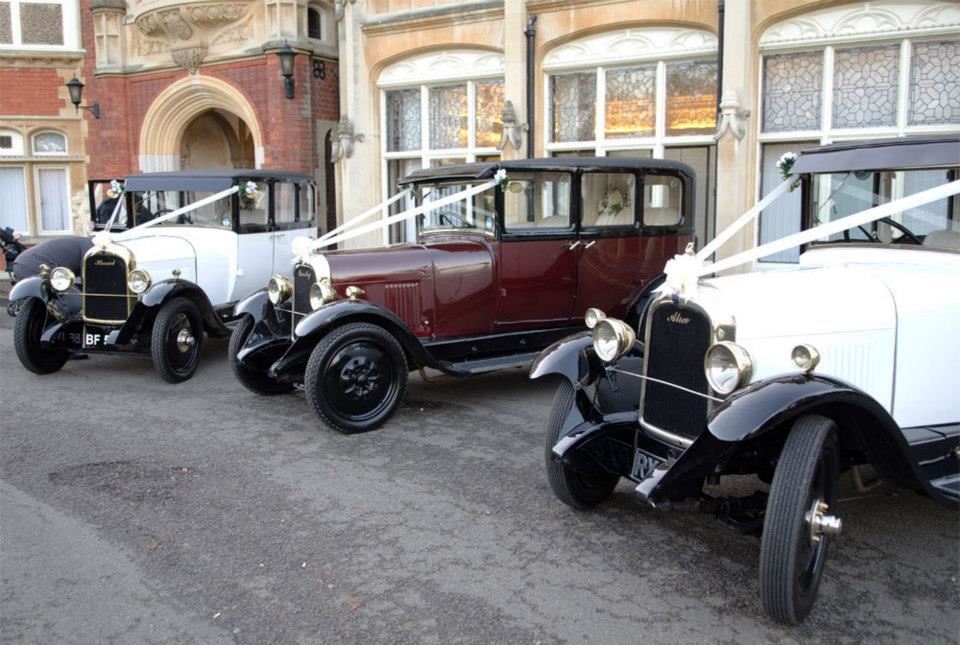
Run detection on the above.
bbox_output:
[297,183,316,229]
[238,180,268,233]
[503,173,572,232]
[643,175,683,227]
[581,172,637,228]
[274,182,297,230]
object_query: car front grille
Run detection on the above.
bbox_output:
[640,301,712,442]
[292,263,315,326]
[83,251,133,323]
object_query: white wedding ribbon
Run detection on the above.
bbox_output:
[99,186,239,244]
[695,177,793,262]
[317,189,409,243]
[311,179,498,251]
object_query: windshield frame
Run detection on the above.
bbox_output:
[411,179,498,239]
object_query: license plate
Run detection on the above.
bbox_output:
[82,325,112,349]
[632,448,664,480]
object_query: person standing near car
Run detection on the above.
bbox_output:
[8,236,93,284]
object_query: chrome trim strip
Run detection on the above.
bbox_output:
[638,417,694,449]
[609,368,723,403]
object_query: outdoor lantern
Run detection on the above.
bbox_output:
[65,76,101,119]
[276,42,297,99]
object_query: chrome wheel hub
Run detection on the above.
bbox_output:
[805,498,842,546]
[176,328,196,353]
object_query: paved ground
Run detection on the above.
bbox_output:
[0,310,958,644]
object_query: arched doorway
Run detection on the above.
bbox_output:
[139,75,263,172]
[179,109,255,169]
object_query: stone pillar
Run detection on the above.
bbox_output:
[712,0,757,270]
[499,0,528,161]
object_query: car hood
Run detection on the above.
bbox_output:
[117,235,198,283]
[324,244,433,285]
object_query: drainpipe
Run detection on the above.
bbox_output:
[716,0,725,117]
[710,0,725,245]
[524,15,538,159]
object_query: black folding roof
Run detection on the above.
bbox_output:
[123,169,313,192]
[402,157,694,184]
[792,136,960,174]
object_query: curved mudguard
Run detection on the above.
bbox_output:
[231,288,296,375]
[127,279,230,339]
[9,276,50,304]
[529,332,593,383]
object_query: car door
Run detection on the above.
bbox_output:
[234,179,274,300]
[494,171,578,330]
[576,170,691,318]
[271,179,315,275]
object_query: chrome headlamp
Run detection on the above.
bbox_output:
[704,341,753,396]
[791,344,820,373]
[127,268,151,294]
[309,279,337,310]
[592,318,636,363]
[49,266,75,292]
[267,274,292,304]
[584,308,606,329]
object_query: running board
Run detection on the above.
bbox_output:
[930,474,960,500]
[445,351,541,375]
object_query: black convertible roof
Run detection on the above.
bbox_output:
[122,169,313,192]
[792,135,960,174]
[402,157,694,184]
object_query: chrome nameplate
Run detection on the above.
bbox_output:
[667,311,690,325]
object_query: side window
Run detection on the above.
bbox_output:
[581,172,637,228]
[274,182,297,230]
[503,173,572,232]
[643,174,683,227]
[238,180,268,233]
[297,183,317,230]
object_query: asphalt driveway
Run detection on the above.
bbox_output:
[0,311,957,644]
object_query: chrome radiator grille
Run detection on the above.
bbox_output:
[640,302,712,441]
[83,252,133,323]
[292,263,316,325]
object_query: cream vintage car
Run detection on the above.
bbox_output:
[531,135,960,624]
[9,170,317,382]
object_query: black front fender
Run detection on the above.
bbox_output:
[234,288,271,322]
[529,332,593,384]
[9,276,50,304]
[117,279,229,342]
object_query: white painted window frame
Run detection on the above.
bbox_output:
[31,129,67,156]
[0,0,80,51]
[755,35,960,264]
[0,129,25,156]
[33,164,72,235]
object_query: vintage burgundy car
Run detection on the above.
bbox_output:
[229,158,695,432]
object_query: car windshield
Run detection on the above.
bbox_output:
[414,181,497,235]
[808,167,960,251]
[130,190,234,230]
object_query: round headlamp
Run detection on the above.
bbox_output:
[127,268,151,294]
[704,341,753,396]
[592,318,636,363]
[309,279,337,310]
[791,344,820,373]
[49,266,75,292]
[584,308,606,330]
[267,274,292,304]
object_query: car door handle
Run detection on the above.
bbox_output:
[567,240,582,250]
[582,240,596,249]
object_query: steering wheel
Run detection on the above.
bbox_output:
[842,217,921,245]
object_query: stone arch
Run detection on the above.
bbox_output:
[139,74,264,171]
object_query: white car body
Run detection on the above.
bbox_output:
[700,246,960,429]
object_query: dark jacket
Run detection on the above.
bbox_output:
[10,236,94,282]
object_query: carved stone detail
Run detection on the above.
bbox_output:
[171,44,208,74]
[496,100,528,152]
[335,0,357,21]
[211,17,252,46]
[378,50,505,86]
[543,27,717,71]
[330,116,365,163]
[714,90,750,142]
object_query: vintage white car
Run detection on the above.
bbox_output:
[9,170,318,382]
[531,135,959,624]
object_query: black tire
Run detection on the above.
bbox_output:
[228,315,294,395]
[151,297,204,383]
[759,414,841,625]
[545,380,619,509]
[304,322,408,433]
[13,299,69,374]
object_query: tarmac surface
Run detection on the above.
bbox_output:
[0,309,958,644]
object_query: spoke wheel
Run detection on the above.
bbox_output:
[304,322,407,433]
[228,315,294,395]
[760,414,841,624]
[13,298,68,374]
[151,297,203,383]
[545,381,619,509]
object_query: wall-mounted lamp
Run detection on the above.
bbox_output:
[276,41,297,99]
[65,76,101,119]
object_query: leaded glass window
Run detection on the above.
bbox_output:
[551,72,596,143]
[909,40,960,125]
[666,61,718,136]
[762,52,822,132]
[604,66,655,139]
[428,84,467,149]
[475,80,504,149]
[386,89,421,152]
[33,131,65,154]
[832,45,899,128]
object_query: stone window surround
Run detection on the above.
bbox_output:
[0,0,80,51]
[32,129,67,155]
